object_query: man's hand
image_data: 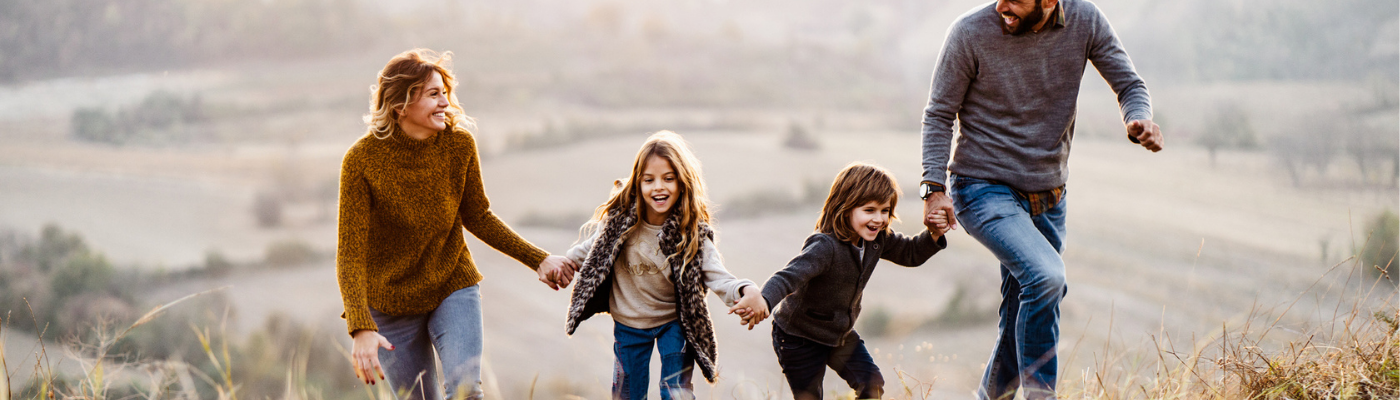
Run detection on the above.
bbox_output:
[923,191,956,234]
[537,255,577,291]
[927,209,951,237]
[1127,119,1163,152]
[351,329,393,386]
[727,288,770,330]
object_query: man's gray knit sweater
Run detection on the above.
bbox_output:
[921,0,1152,192]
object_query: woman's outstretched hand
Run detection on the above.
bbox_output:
[537,255,578,290]
[351,329,394,386]
[728,287,770,330]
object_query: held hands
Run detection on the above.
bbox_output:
[1127,119,1163,152]
[351,329,393,386]
[922,192,956,236]
[537,255,578,291]
[727,288,770,330]
[927,209,951,237]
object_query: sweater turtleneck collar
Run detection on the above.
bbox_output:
[386,129,443,150]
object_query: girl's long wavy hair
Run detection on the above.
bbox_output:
[364,49,475,139]
[592,131,713,266]
[816,162,900,243]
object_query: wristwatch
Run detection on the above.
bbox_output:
[919,182,944,200]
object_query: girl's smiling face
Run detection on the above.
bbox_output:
[849,199,892,242]
[640,154,679,225]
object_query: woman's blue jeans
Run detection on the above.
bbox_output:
[370,285,484,400]
[613,319,695,400]
[950,175,1068,400]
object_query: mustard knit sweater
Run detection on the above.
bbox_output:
[336,128,548,335]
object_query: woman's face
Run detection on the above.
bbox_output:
[398,70,449,138]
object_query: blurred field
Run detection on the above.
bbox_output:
[0,0,1396,398]
[2,66,1395,398]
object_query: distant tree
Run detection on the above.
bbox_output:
[1198,103,1259,167]
[1270,113,1342,186]
[1341,123,1396,184]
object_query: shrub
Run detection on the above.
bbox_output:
[202,249,233,277]
[48,251,115,301]
[859,305,893,337]
[68,91,204,145]
[783,121,820,150]
[24,224,90,272]
[1361,209,1399,284]
[54,293,135,340]
[252,191,283,228]
[70,108,124,144]
[264,240,318,267]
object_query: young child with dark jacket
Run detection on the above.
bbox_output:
[759,162,949,400]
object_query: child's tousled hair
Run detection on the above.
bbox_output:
[816,162,900,243]
[592,131,712,266]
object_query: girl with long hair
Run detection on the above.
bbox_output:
[563,131,769,400]
[336,48,577,400]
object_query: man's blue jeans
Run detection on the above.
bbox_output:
[613,319,694,400]
[370,285,484,400]
[950,175,1068,400]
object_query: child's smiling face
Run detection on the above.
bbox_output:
[849,199,892,242]
[640,154,678,225]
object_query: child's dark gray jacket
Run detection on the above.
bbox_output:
[760,230,945,347]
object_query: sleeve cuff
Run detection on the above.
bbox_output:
[921,173,949,187]
[522,249,549,271]
[1125,112,1152,124]
[343,309,378,337]
[761,287,781,312]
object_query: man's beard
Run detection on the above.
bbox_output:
[1001,0,1046,35]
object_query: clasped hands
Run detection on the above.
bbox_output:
[537,255,577,290]
[727,287,770,330]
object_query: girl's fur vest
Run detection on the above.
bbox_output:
[565,203,720,382]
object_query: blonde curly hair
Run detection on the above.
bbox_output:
[364,48,475,139]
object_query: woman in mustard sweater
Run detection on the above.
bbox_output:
[336,48,576,400]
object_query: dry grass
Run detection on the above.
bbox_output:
[1,263,1396,400]
[1057,256,1398,400]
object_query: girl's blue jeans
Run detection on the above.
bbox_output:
[950,174,1068,400]
[613,319,695,400]
[369,285,484,400]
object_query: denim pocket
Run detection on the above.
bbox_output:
[951,176,1021,229]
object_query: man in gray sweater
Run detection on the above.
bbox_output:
[918,0,1163,398]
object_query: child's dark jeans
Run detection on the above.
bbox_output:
[771,322,883,400]
[613,319,694,400]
